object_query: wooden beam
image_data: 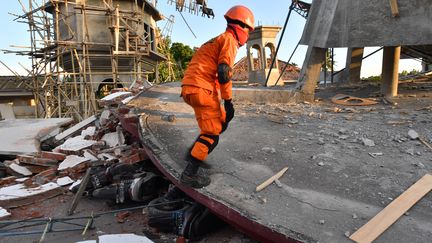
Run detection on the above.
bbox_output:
[389,0,399,17]
[350,174,432,243]
[256,167,288,192]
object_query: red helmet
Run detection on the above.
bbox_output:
[224,5,255,31]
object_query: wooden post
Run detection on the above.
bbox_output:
[389,0,399,17]
[114,5,120,54]
[381,46,401,97]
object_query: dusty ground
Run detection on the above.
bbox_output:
[134,79,432,242]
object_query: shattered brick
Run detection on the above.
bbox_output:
[18,155,57,167]
[37,151,67,161]
[116,211,130,223]
[119,149,148,164]
[119,114,139,140]
[66,162,90,174]
[0,176,17,187]
[32,167,58,185]
[25,165,48,174]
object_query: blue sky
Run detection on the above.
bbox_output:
[0,0,421,77]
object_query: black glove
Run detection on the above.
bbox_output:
[224,99,234,123]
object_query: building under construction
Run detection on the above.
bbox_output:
[13,0,165,120]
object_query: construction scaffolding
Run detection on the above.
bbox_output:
[11,0,165,121]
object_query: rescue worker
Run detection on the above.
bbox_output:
[180,5,255,188]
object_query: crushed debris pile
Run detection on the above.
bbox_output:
[0,88,227,241]
[0,90,154,213]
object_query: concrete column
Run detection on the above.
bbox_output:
[260,44,266,70]
[247,47,253,71]
[381,46,401,97]
[262,44,267,69]
[296,46,326,101]
[344,47,364,83]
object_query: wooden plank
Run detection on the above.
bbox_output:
[67,168,92,216]
[389,0,399,17]
[256,167,288,192]
[419,137,432,151]
[350,174,432,243]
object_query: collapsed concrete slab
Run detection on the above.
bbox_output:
[0,118,73,155]
[134,84,432,242]
[300,0,432,48]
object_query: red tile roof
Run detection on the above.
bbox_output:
[232,57,300,82]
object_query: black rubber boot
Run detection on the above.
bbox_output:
[180,161,210,188]
[186,148,212,169]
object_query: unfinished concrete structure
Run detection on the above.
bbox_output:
[14,0,165,120]
[297,0,432,100]
[246,26,283,86]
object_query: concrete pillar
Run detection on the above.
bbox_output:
[344,47,364,83]
[296,46,326,101]
[247,47,252,71]
[381,46,401,97]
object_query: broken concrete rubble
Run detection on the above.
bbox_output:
[0,206,11,219]
[0,118,73,155]
[6,163,32,177]
[58,155,89,171]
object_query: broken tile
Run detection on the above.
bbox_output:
[98,233,153,243]
[81,126,96,137]
[58,155,89,170]
[57,136,97,153]
[101,132,121,148]
[8,163,33,176]
[83,149,99,162]
[56,176,74,186]
[0,182,60,201]
[15,177,29,182]
[0,207,11,219]
[99,110,111,126]
[122,96,135,104]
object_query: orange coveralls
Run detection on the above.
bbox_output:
[181,31,239,161]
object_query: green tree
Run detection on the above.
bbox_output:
[408,69,419,75]
[400,70,409,76]
[322,49,336,72]
[170,42,194,72]
[150,39,194,83]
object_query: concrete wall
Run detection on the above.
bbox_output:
[300,0,432,48]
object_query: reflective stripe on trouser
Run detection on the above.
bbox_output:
[182,85,226,161]
[190,134,219,161]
